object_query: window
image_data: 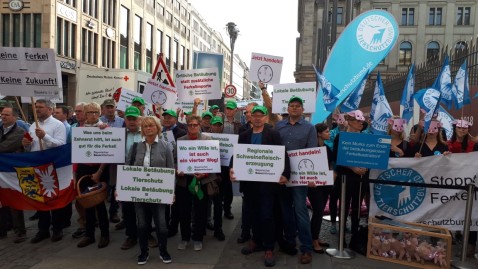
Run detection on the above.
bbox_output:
[166,11,172,25]
[120,5,129,68]
[193,20,198,31]
[156,29,163,60]
[57,17,77,58]
[186,48,190,69]
[399,41,412,65]
[146,23,153,73]
[102,37,116,68]
[103,0,116,27]
[61,0,77,7]
[174,18,180,29]
[13,14,20,47]
[401,8,415,26]
[174,0,180,11]
[429,7,442,25]
[82,28,98,64]
[457,7,471,25]
[3,15,10,46]
[173,39,178,70]
[337,7,344,25]
[134,15,142,70]
[180,45,185,70]
[426,41,440,61]
[83,0,98,18]
[2,13,42,48]
[165,35,171,69]
[156,3,164,17]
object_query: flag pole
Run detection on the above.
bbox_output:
[30,97,43,151]
[13,96,27,122]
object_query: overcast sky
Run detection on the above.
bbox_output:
[188,0,298,84]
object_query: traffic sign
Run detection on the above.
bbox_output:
[224,84,237,98]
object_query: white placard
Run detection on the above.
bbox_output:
[71,127,126,163]
[142,78,177,108]
[176,67,221,101]
[249,52,283,85]
[21,94,63,104]
[272,82,317,113]
[116,88,140,111]
[287,147,333,186]
[177,140,221,173]
[236,99,263,109]
[160,130,176,149]
[116,165,175,204]
[233,144,285,182]
[203,133,239,166]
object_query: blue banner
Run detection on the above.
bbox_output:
[370,73,393,135]
[451,59,471,109]
[433,56,453,110]
[336,132,391,170]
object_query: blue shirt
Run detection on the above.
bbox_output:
[275,118,317,151]
[251,133,262,144]
[100,115,124,128]
[63,120,71,143]
[125,128,142,161]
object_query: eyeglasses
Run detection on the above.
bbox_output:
[86,111,99,114]
[187,123,200,128]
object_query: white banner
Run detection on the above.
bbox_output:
[71,127,126,163]
[116,165,175,204]
[369,152,478,231]
[272,82,317,113]
[160,130,176,149]
[236,99,263,109]
[142,78,177,108]
[233,144,285,182]
[249,52,283,84]
[116,88,140,111]
[176,67,221,101]
[203,133,238,166]
[287,147,333,186]
[177,140,221,173]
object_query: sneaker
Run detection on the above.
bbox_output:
[177,240,188,250]
[330,225,337,234]
[72,228,86,238]
[30,232,50,244]
[264,250,275,267]
[159,250,172,264]
[77,236,95,248]
[13,233,27,243]
[214,230,225,241]
[148,235,158,248]
[300,252,312,264]
[241,240,263,255]
[98,236,110,248]
[120,237,137,250]
[110,213,120,223]
[137,252,149,265]
[194,241,203,251]
[51,230,63,242]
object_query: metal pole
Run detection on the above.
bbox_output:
[326,175,355,258]
[461,184,475,262]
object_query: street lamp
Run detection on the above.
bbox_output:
[226,22,239,86]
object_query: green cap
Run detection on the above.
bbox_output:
[252,105,268,115]
[162,109,177,118]
[125,106,141,118]
[201,111,213,118]
[132,97,145,105]
[210,105,220,111]
[211,116,224,125]
[225,100,237,109]
[289,96,304,105]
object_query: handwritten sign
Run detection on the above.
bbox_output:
[116,165,175,204]
[176,67,221,101]
[203,133,238,166]
[233,144,285,182]
[249,52,283,84]
[142,78,177,108]
[116,88,141,111]
[177,140,221,173]
[71,127,126,163]
[287,147,333,186]
[272,82,317,113]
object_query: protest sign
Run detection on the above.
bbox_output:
[369,152,478,231]
[336,132,391,169]
[249,52,283,84]
[287,147,333,186]
[0,47,60,97]
[272,82,316,113]
[203,133,238,166]
[71,127,126,163]
[116,88,140,111]
[233,144,285,182]
[160,130,176,149]
[116,165,175,204]
[176,67,221,101]
[142,78,177,108]
[177,140,221,173]
[236,99,263,109]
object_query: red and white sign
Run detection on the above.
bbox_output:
[224,84,237,98]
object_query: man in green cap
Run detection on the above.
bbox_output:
[131,97,146,116]
[210,105,220,116]
[200,111,213,132]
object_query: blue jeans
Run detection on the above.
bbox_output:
[135,203,167,253]
[288,186,313,254]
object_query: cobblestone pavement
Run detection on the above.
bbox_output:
[0,198,477,269]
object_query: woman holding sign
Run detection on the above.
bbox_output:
[126,116,175,265]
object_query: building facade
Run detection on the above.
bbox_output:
[295,0,478,84]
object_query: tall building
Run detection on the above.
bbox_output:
[295,0,478,83]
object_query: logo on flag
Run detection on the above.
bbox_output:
[356,15,396,52]
[15,163,59,203]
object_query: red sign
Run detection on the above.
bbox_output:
[224,84,237,98]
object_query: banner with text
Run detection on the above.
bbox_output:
[203,133,238,166]
[369,152,478,231]
[287,147,333,186]
[233,144,285,182]
[272,82,317,113]
[116,165,175,204]
[249,52,283,84]
[337,132,391,170]
[177,140,221,173]
[176,67,221,101]
[71,127,126,163]
[142,78,177,109]
[117,88,140,111]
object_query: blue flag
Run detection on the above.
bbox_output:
[437,106,454,140]
[370,73,393,135]
[400,64,415,122]
[312,65,340,112]
[413,88,441,134]
[451,59,471,109]
[340,73,368,113]
[432,56,453,109]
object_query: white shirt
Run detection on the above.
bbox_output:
[27,115,66,152]
[142,135,159,167]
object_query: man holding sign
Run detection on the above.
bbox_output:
[230,106,290,267]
